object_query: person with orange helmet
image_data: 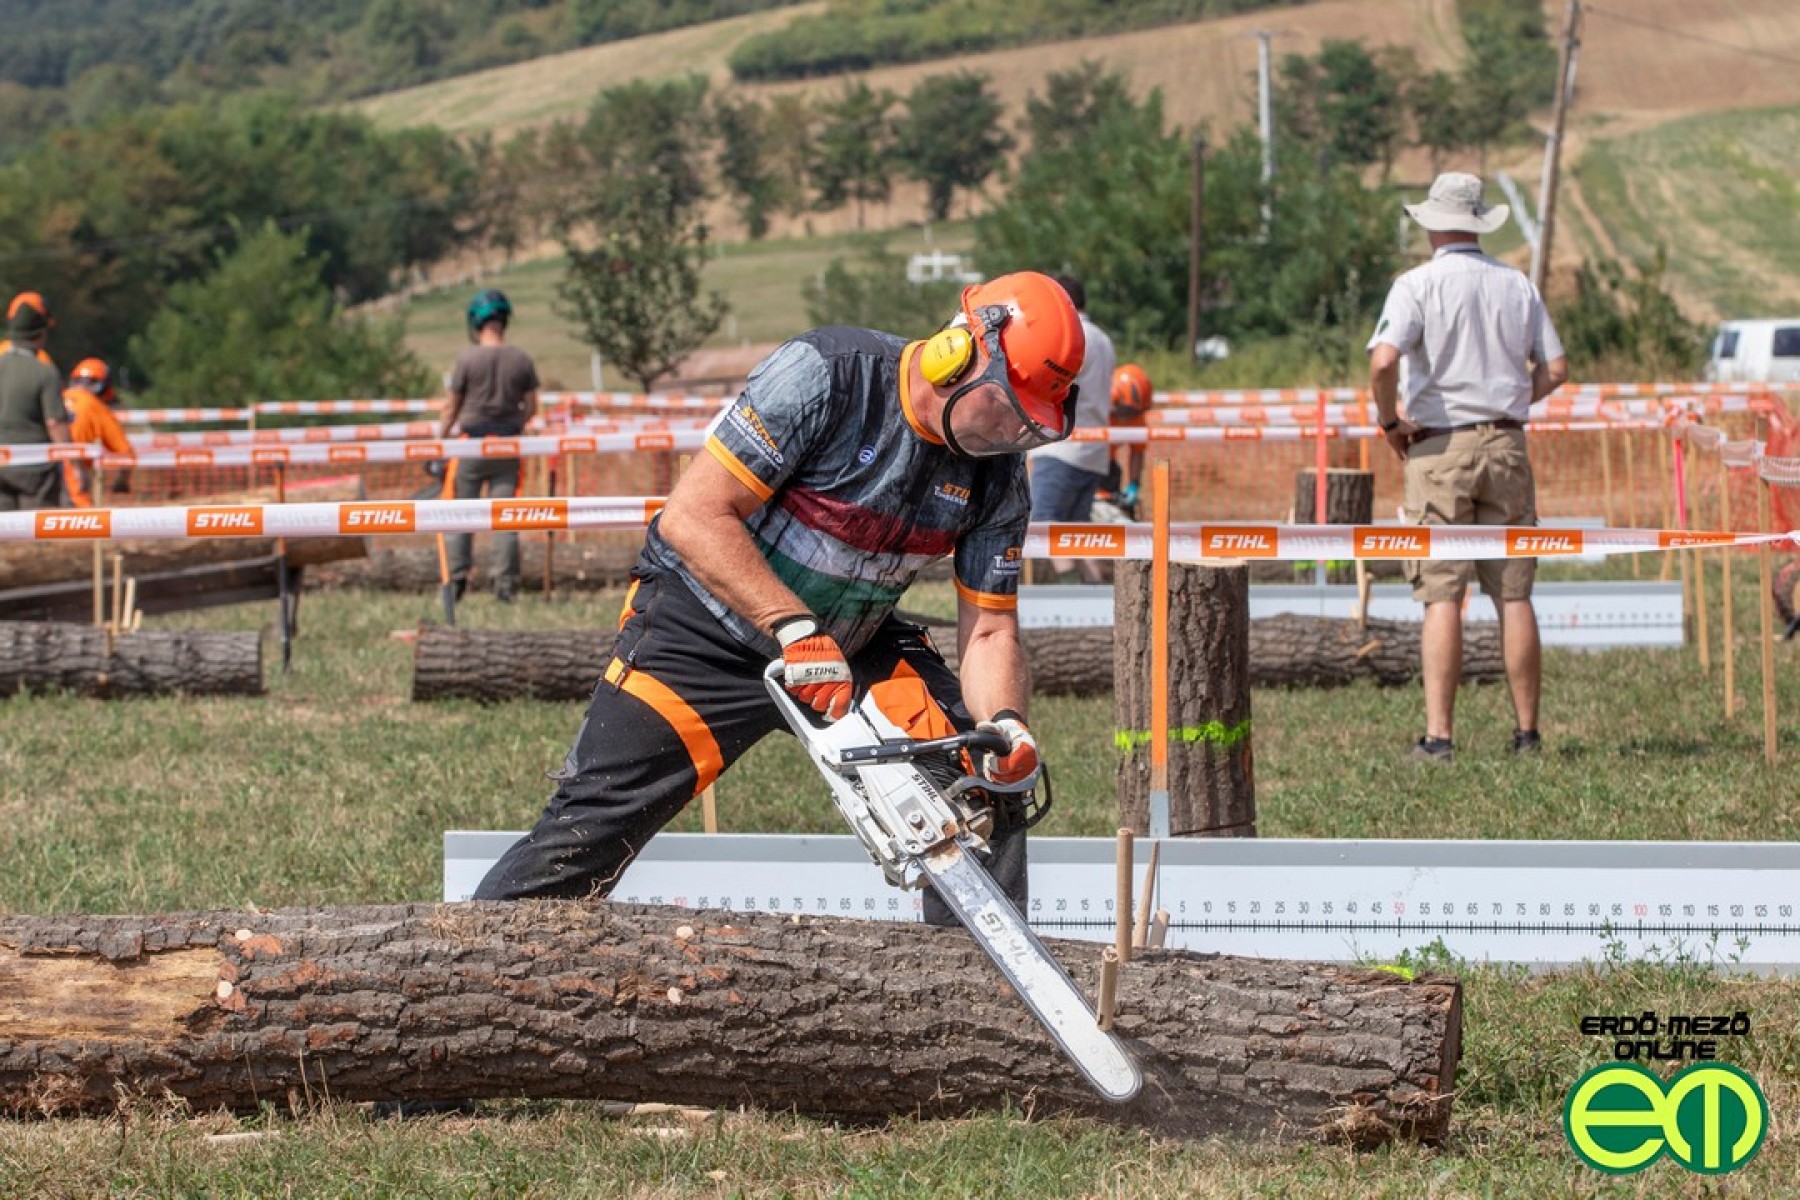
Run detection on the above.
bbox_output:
[61,358,134,507]
[475,271,1084,925]
[1095,362,1154,518]
[0,292,58,368]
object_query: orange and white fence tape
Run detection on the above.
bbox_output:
[0,429,711,470]
[4,499,1793,560]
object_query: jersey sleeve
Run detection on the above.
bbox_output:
[703,339,834,503]
[1367,279,1422,352]
[953,465,1030,611]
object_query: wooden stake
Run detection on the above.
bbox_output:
[92,543,104,627]
[122,577,137,635]
[110,553,124,635]
[1757,477,1778,766]
[1721,453,1736,720]
[1095,947,1120,1031]
[1133,841,1161,949]
[1149,909,1170,949]
[1114,828,1133,965]
[700,784,719,834]
[1625,432,1640,578]
[1600,428,1615,530]
[1658,434,1674,582]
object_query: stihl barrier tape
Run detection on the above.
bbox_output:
[3,503,1793,559]
[107,381,1796,426]
[1,420,1730,470]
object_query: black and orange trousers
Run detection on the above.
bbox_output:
[472,570,1027,924]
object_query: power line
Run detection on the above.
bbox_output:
[1585,5,1800,71]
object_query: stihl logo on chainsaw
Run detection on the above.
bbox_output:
[1356,528,1429,558]
[1049,526,1125,557]
[1200,526,1278,557]
[35,511,111,538]
[337,504,415,534]
[187,507,264,536]
[494,501,567,531]
[1508,530,1583,555]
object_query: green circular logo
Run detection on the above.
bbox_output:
[1563,1062,1767,1175]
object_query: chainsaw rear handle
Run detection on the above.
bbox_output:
[764,658,1034,785]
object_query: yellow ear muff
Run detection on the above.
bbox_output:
[919,327,975,387]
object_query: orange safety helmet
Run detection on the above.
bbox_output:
[71,357,115,400]
[1111,363,1153,418]
[958,271,1085,434]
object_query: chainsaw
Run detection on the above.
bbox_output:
[763,661,1142,1103]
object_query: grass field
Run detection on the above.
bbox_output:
[1570,104,1800,322]
[2,559,1797,1195]
[397,223,975,391]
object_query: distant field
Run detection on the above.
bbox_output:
[398,223,974,389]
[1569,104,1800,322]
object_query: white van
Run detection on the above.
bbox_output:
[1706,318,1800,383]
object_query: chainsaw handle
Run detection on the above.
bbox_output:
[837,728,1010,765]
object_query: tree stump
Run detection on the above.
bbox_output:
[0,901,1461,1145]
[0,623,262,697]
[1293,468,1376,525]
[1114,561,1254,837]
[1294,469,1375,583]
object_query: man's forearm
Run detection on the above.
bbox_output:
[1370,370,1401,424]
[47,419,70,443]
[958,626,1031,722]
[438,394,462,439]
[658,508,808,636]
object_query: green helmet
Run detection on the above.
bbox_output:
[466,288,512,337]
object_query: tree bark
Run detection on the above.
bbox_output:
[0,623,262,697]
[410,617,1503,705]
[1293,469,1375,526]
[0,901,1460,1146]
[1247,613,1503,688]
[1115,561,1255,837]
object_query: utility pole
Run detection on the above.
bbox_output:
[1187,135,1206,360]
[1532,0,1582,294]
[1254,30,1276,229]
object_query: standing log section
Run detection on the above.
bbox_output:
[0,901,1461,1145]
[1294,469,1376,583]
[0,623,262,697]
[1115,560,1254,837]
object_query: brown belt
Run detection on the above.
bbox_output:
[1408,418,1524,447]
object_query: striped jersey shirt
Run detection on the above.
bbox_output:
[637,327,1030,655]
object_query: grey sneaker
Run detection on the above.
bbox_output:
[1511,729,1543,755]
[1410,736,1454,763]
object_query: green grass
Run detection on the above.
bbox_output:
[399,224,975,390]
[1573,104,1800,320]
[2,564,1797,1195]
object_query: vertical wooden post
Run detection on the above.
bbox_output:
[1113,828,1133,965]
[1756,476,1778,766]
[1148,460,1171,840]
[1721,453,1736,720]
[1600,428,1615,531]
[1625,431,1640,578]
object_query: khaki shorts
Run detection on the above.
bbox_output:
[1402,425,1537,604]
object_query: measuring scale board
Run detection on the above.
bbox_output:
[1019,581,1684,649]
[445,834,1800,970]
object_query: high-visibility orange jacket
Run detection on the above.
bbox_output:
[62,387,133,507]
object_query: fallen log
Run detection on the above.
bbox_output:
[0,623,262,697]
[0,901,1460,1145]
[412,616,1500,703]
